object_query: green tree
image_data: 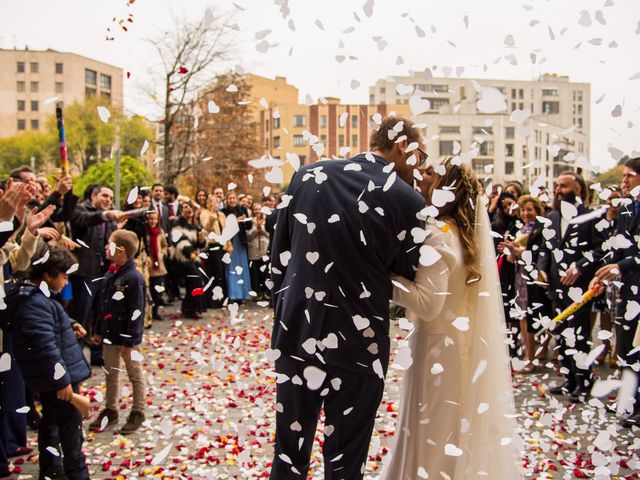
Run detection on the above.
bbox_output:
[596,165,624,188]
[74,155,156,204]
[44,98,155,172]
[0,130,57,176]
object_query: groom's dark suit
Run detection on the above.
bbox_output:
[269,153,425,479]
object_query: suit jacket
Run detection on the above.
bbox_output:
[70,200,116,278]
[152,200,171,233]
[270,154,426,377]
[537,204,605,302]
[606,203,640,303]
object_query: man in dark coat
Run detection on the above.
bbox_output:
[537,170,605,402]
[268,116,427,479]
[69,185,121,365]
[592,157,640,427]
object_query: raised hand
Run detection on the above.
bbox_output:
[27,205,57,235]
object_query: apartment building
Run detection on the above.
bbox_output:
[0,48,123,137]
[369,73,590,188]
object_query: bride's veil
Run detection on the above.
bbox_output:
[458,195,524,478]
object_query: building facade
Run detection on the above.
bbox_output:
[369,73,590,188]
[0,48,123,137]
[247,74,410,183]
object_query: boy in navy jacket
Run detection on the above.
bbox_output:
[89,229,147,435]
[4,246,91,480]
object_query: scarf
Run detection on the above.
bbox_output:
[147,225,161,269]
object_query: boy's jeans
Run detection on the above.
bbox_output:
[39,384,89,480]
[103,344,146,412]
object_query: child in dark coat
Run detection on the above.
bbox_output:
[89,229,147,435]
[4,246,91,480]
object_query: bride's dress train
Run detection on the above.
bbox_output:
[381,200,523,480]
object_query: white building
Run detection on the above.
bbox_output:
[369,73,590,189]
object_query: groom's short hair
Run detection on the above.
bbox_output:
[369,116,420,152]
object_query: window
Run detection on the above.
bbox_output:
[17,61,25,73]
[577,104,583,114]
[505,127,515,139]
[518,89,524,99]
[369,94,375,103]
[428,84,448,93]
[85,69,97,85]
[542,101,560,114]
[479,141,494,156]
[30,81,38,93]
[574,90,583,102]
[440,126,460,134]
[459,86,466,99]
[101,91,111,102]
[511,88,516,99]
[17,81,25,92]
[55,62,63,74]
[351,115,358,128]
[320,115,327,128]
[505,143,515,157]
[100,74,112,90]
[31,100,38,111]
[472,126,493,135]
[430,98,449,109]
[55,82,63,94]
[338,135,345,147]
[577,118,583,129]
[273,117,280,129]
[85,87,96,97]
[265,120,269,132]
[17,100,25,111]
[273,136,281,149]
[30,62,39,73]
[380,87,386,94]
[293,115,306,127]
[293,135,305,147]
[439,140,455,156]
[351,135,358,147]
[472,158,493,174]
[511,102,517,112]
[542,89,558,97]
[320,134,327,144]
[30,119,39,130]
[17,119,26,131]
[518,103,524,110]
[265,138,269,149]
[505,161,515,175]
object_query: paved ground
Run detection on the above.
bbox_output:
[9,302,640,479]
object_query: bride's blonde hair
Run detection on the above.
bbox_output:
[428,157,481,284]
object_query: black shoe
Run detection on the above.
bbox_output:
[569,385,591,404]
[120,410,145,435]
[550,382,575,396]
[621,412,640,428]
[38,468,68,480]
[27,410,41,430]
[88,408,118,431]
[90,358,104,367]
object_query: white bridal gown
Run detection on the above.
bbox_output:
[381,203,524,480]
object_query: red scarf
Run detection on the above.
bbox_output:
[147,225,161,269]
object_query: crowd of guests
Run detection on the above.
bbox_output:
[0,166,277,479]
[486,159,640,429]
[0,154,639,479]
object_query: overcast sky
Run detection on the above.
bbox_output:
[2,0,639,170]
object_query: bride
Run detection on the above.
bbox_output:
[381,158,523,479]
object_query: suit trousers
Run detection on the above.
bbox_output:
[38,384,89,480]
[553,297,593,390]
[269,357,384,480]
[103,344,146,413]
[616,306,640,413]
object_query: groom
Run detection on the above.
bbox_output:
[269,116,427,479]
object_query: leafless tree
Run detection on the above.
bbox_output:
[144,7,236,183]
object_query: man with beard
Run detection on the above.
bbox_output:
[537,170,605,403]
